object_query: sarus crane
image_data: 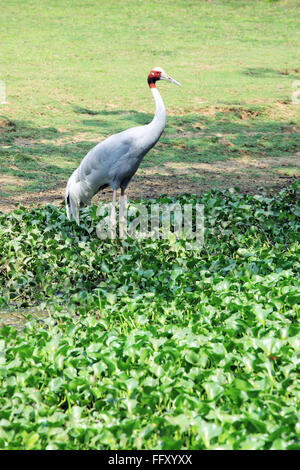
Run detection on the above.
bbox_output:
[65,67,181,235]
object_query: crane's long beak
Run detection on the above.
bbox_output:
[161,72,182,86]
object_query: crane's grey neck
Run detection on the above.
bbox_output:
[148,86,166,140]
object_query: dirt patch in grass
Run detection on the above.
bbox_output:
[279,67,300,75]
[0,175,27,187]
[0,154,298,213]
[0,117,15,130]
[38,133,100,146]
[179,102,299,123]
[13,137,36,147]
[175,105,266,120]
[160,155,300,173]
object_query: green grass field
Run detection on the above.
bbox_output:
[0,0,299,207]
[0,0,299,451]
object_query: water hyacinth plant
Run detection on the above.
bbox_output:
[0,183,299,449]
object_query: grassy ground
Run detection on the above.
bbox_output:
[0,0,299,210]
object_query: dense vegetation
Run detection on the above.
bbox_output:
[0,184,299,449]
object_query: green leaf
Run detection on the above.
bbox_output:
[194,420,222,447]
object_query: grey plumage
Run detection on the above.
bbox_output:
[65,67,181,225]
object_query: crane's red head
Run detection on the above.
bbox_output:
[148,68,163,88]
[148,67,181,88]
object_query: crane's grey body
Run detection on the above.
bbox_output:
[65,68,180,225]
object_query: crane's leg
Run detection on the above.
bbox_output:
[119,188,127,239]
[110,189,117,239]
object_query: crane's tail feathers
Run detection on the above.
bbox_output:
[65,192,80,225]
[65,194,71,220]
